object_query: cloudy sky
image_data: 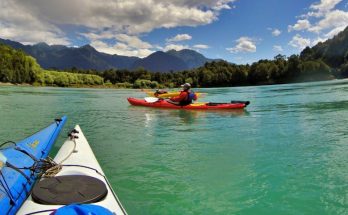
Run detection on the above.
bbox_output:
[1,0,348,64]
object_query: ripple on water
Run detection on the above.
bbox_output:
[1,80,348,214]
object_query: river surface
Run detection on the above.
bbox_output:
[1,80,348,214]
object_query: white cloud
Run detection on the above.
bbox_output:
[311,37,326,45]
[193,44,210,49]
[300,0,343,18]
[308,10,348,33]
[90,40,154,58]
[272,29,282,36]
[273,45,283,52]
[324,26,346,38]
[227,37,256,53]
[288,34,311,50]
[115,34,153,49]
[212,0,235,10]
[162,43,210,52]
[163,44,189,51]
[310,0,342,14]
[0,0,237,46]
[0,0,238,56]
[82,32,154,57]
[0,0,69,45]
[16,0,218,34]
[288,19,311,32]
[81,31,115,41]
[290,0,347,41]
[166,34,192,42]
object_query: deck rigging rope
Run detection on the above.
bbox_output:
[0,170,15,205]
[42,129,78,177]
[0,141,16,149]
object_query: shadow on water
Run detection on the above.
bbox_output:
[262,79,348,93]
[172,109,249,124]
[300,100,348,112]
[253,99,348,117]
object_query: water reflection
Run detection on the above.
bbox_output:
[129,106,248,125]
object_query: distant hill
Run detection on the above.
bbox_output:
[0,38,138,70]
[131,51,188,72]
[0,43,103,86]
[166,49,214,69]
[300,26,348,69]
[3,26,348,88]
[0,38,213,72]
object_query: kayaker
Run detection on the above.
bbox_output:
[167,83,197,105]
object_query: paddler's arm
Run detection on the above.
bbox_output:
[170,91,187,102]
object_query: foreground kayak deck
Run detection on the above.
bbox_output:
[0,117,67,215]
[17,125,127,215]
[128,97,250,109]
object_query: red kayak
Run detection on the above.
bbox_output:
[127,97,250,110]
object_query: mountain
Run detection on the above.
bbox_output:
[166,49,214,69]
[0,38,213,72]
[131,49,214,72]
[131,51,188,72]
[0,39,138,71]
[300,26,348,69]
[0,43,104,86]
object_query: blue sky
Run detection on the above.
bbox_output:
[1,0,348,64]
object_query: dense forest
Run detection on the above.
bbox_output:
[0,44,103,87]
[1,26,348,88]
[62,54,335,88]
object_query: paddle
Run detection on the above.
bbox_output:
[144,97,160,103]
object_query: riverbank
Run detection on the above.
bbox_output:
[0,82,133,89]
[0,82,32,87]
[0,78,342,90]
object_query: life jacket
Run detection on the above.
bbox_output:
[180,90,195,106]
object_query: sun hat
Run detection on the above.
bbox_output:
[181,83,191,89]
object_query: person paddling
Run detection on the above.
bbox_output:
[167,83,197,105]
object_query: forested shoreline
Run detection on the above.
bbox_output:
[1,25,348,89]
[0,44,103,87]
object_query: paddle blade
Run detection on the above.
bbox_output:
[196,93,207,98]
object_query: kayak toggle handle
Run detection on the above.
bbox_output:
[71,129,79,134]
[230,101,250,106]
[54,118,62,125]
[68,129,79,140]
[68,134,79,140]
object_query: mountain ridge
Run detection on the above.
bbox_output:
[0,38,214,72]
[300,26,348,69]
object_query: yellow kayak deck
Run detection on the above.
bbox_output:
[145,90,204,98]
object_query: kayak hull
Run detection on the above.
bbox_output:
[127,97,249,109]
[0,117,66,215]
[17,125,127,215]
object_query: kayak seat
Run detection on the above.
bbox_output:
[31,175,108,205]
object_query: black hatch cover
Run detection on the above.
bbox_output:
[32,175,108,205]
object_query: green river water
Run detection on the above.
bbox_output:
[0,80,348,214]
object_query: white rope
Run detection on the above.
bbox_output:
[43,138,77,177]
